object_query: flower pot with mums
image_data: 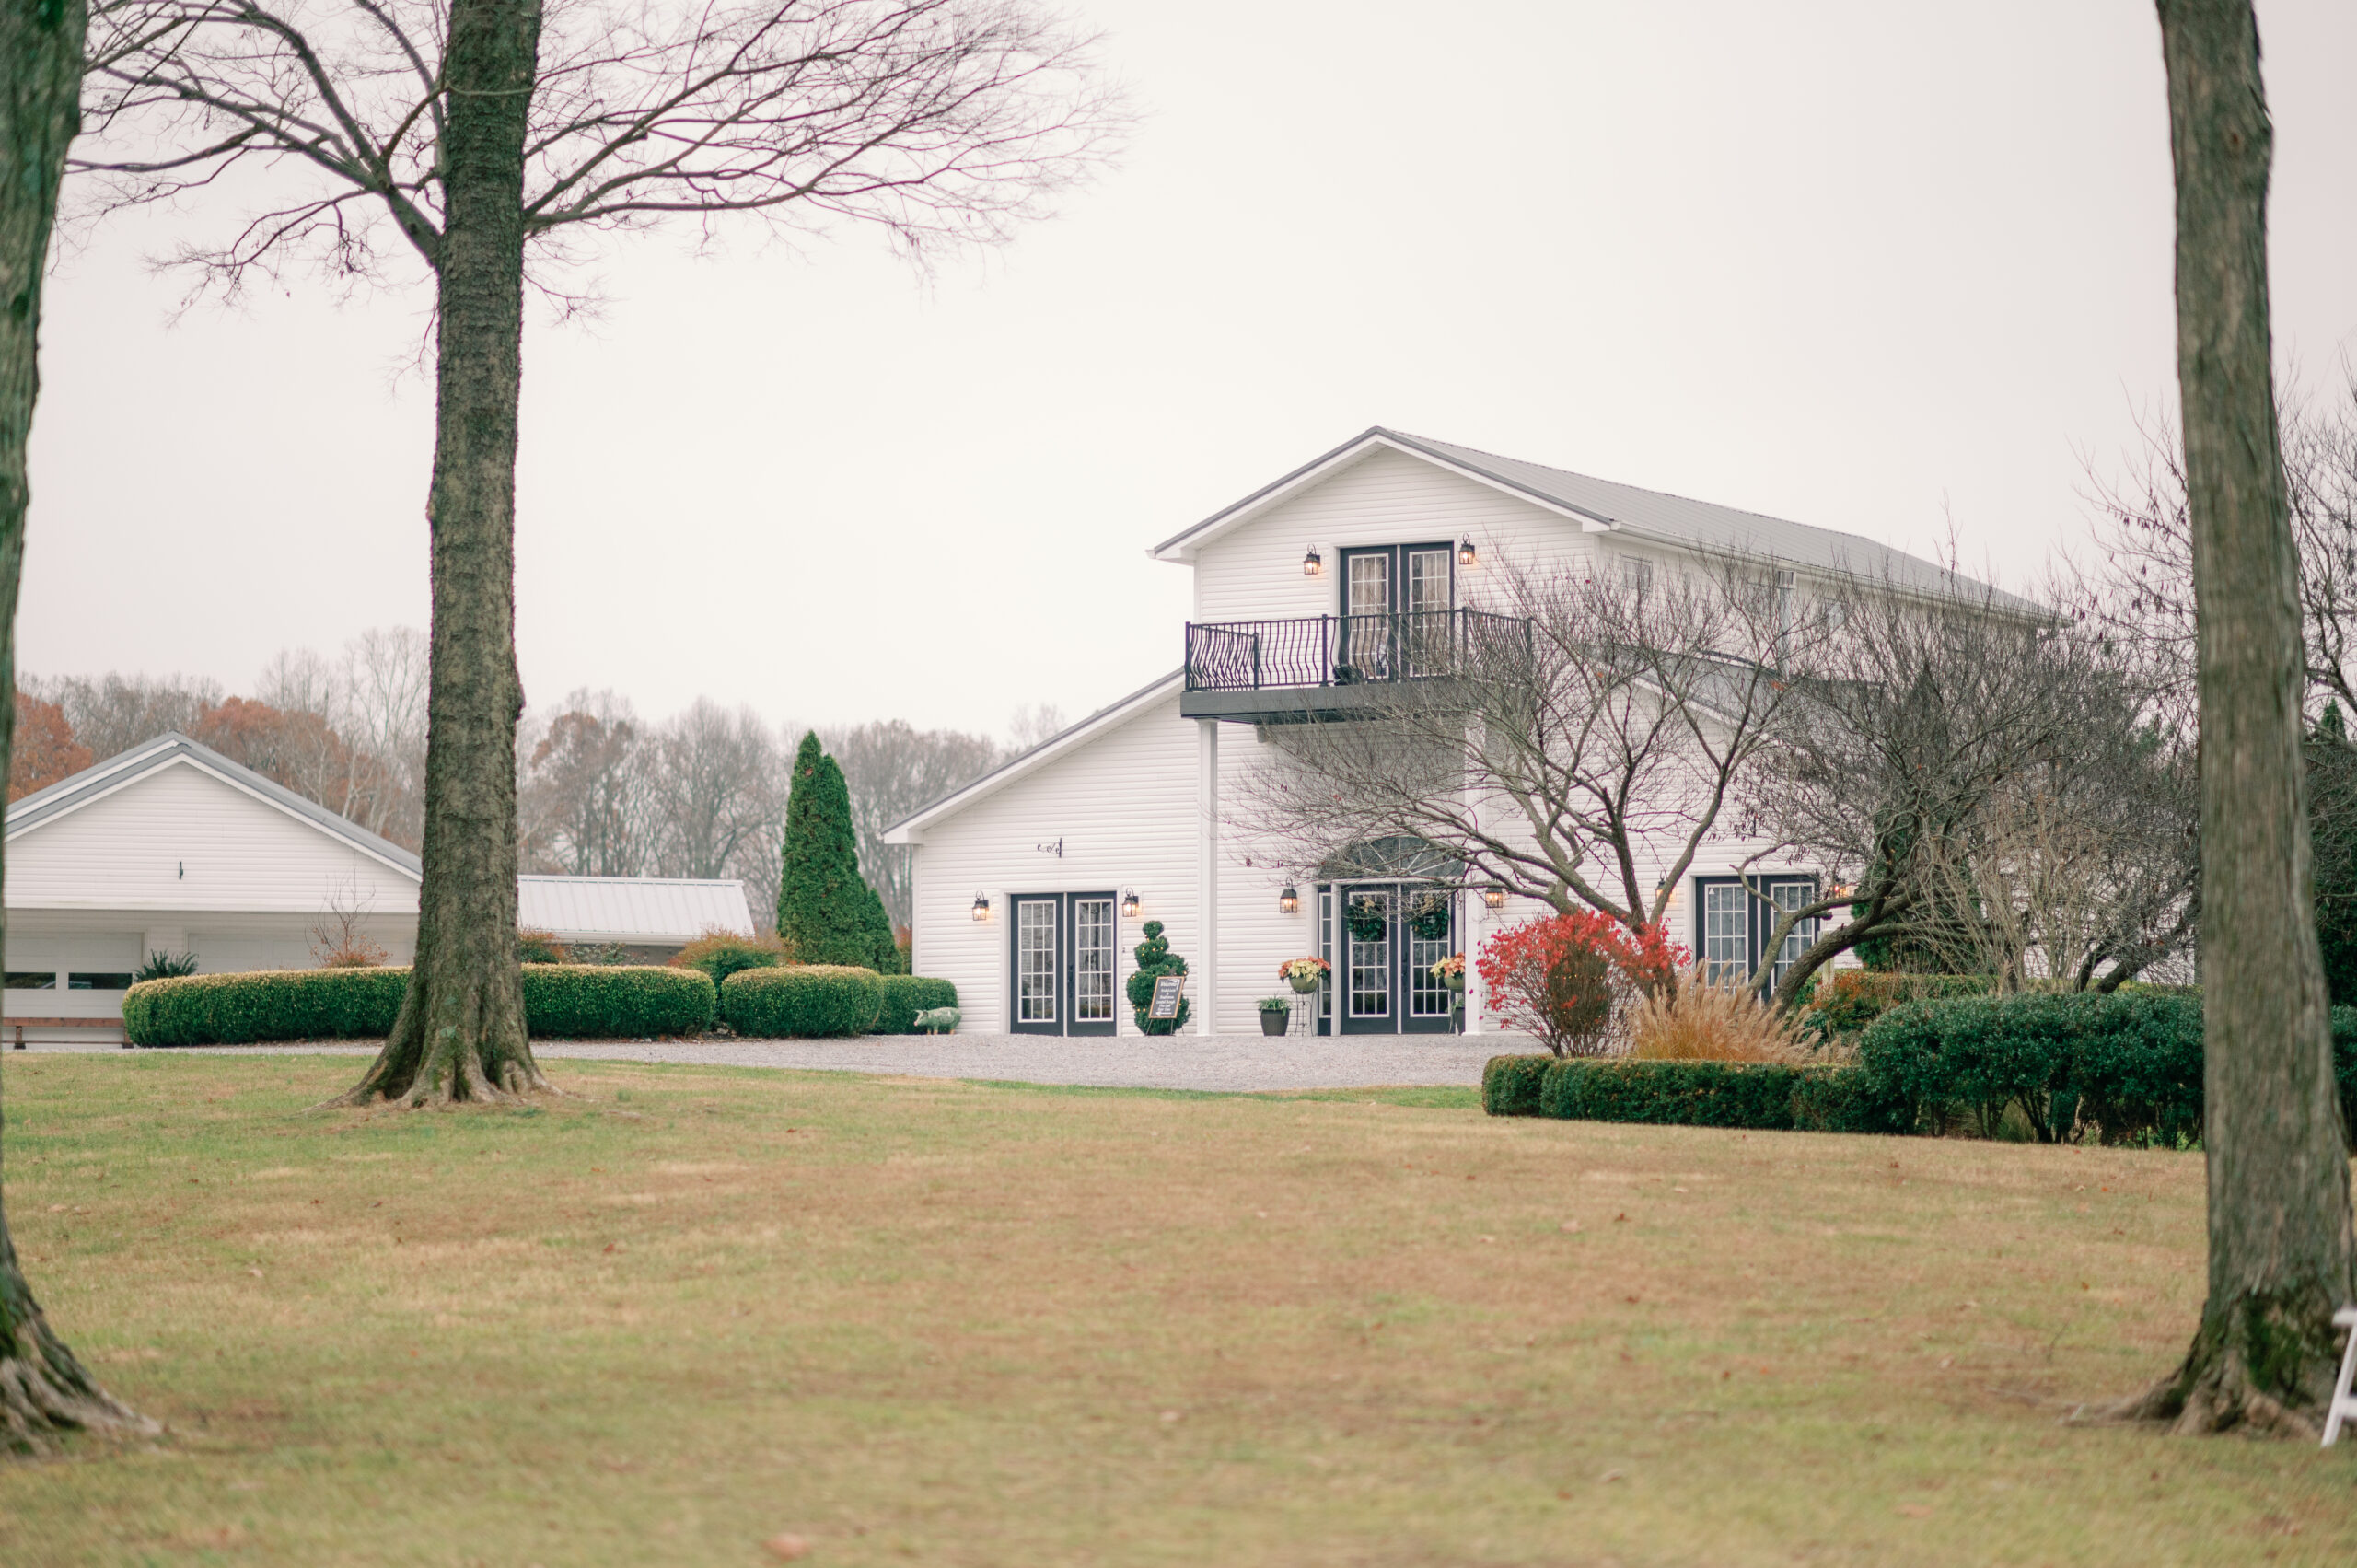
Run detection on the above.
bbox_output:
[1280,956,1329,995]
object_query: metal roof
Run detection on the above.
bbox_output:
[1149,426,2036,612]
[518,876,754,944]
[8,734,755,943]
[5,730,424,876]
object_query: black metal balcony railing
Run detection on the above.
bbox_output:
[1184,609,1531,694]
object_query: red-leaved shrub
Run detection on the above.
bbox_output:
[1476,911,1682,1057]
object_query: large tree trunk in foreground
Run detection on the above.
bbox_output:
[340,0,549,1106]
[0,0,157,1447]
[2119,0,2357,1436]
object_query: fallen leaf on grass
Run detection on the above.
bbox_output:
[1612,1213,1628,1223]
[761,1534,811,1561]
[1560,1221,1581,1234]
[1600,1469,1625,1483]
[1898,1504,1933,1519]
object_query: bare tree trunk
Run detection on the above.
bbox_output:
[2120,0,2357,1435]
[0,0,157,1447]
[339,0,549,1106]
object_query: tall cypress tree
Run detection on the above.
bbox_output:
[777,732,900,970]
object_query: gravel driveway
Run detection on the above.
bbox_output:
[19,1032,1522,1093]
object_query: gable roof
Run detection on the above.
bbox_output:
[1148,426,2033,611]
[519,876,753,944]
[883,669,1184,843]
[6,731,424,877]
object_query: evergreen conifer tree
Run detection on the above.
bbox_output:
[777,732,900,970]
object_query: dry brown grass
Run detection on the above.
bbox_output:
[1628,966,1811,1062]
[0,1053,2351,1566]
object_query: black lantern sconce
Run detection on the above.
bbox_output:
[1277,885,1300,915]
[970,892,991,923]
[1302,545,1323,577]
[1457,537,1479,567]
[1480,885,1506,911]
[1120,888,1141,919]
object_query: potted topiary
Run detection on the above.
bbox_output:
[1257,996,1291,1036]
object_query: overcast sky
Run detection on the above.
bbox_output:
[28,0,2357,741]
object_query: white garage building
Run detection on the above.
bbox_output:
[3,732,753,1042]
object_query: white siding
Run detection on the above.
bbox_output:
[910,691,1198,1033]
[1189,445,1596,625]
[6,758,421,917]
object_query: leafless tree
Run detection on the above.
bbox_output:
[25,668,221,759]
[0,0,156,1446]
[2112,0,2352,1438]
[822,716,1000,929]
[519,688,653,875]
[1005,701,1064,751]
[644,696,783,881]
[1745,572,2165,1010]
[76,0,1120,1106]
[1230,553,1809,941]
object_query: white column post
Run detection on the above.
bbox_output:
[1197,716,1220,1035]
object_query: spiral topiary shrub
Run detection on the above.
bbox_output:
[721,965,884,1038]
[1124,920,1190,1035]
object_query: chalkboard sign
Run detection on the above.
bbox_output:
[1147,973,1187,1020]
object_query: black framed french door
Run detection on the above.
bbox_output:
[1693,876,1820,992]
[1321,881,1458,1035]
[1007,891,1120,1036]
[1336,542,1455,681]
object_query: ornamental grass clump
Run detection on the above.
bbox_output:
[1629,967,1810,1064]
[1474,910,1678,1057]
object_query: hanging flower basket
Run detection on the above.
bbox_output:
[1431,953,1467,992]
[1280,956,1329,994]
[1345,896,1390,944]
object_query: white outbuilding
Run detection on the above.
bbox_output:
[3,732,753,1042]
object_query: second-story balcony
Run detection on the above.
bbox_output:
[1180,609,1532,722]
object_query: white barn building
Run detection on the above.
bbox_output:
[888,427,2010,1038]
[3,732,753,1042]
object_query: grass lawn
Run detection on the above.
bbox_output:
[1,1055,2351,1566]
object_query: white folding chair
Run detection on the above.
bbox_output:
[2326,1307,2357,1448]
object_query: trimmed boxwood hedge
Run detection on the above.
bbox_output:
[874,974,958,1035]
[1481,993,2357,1146]
[123,967,408,1045]
[122,964,718,1046]
[520,964,714,1040]
[721,965,883,1038]
[1482,1055,1552,1117]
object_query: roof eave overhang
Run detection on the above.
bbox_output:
[1146,428,1615,564]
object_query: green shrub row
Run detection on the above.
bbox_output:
[874,974,958,1035]
[1484,1055,1897,1133]
[1483,993,2357,1145]
[126,963,965,1045]
[1801,970,1992,1042]
[519,965,715,1040]
[721,965,882,1038]
[1856,992,2357,1144]
[124,967,412,1045]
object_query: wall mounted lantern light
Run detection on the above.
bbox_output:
[1480,885,1507,911]
[1120,888,1142,919]
[1277,885,1300,915]
[1457,537,1479,567]
[1302,545,1323,577]
[970,892,991,923]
